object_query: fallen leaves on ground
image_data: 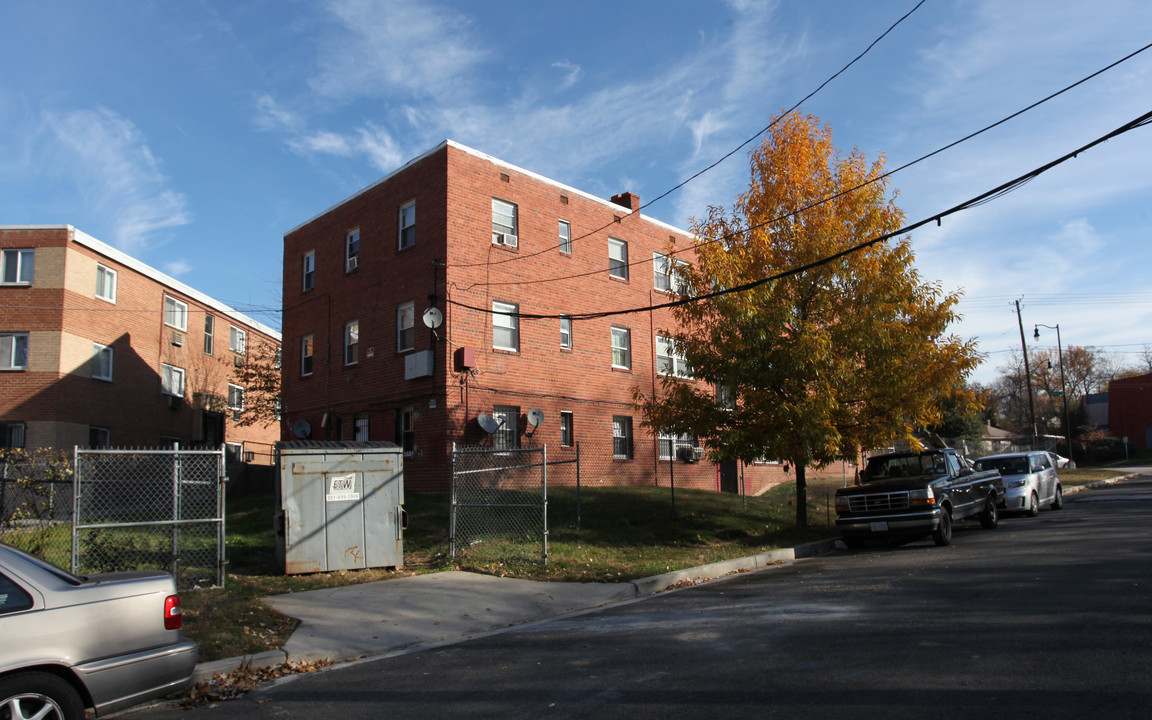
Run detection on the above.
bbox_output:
[179,657,335,707]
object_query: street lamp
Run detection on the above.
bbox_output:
[1033,323,1073,465]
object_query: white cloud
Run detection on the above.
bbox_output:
[552,61,584,91]
[163,259,194,277]
[42,107,189,254]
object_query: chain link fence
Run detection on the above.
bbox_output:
[450,443,548,564]
[1,449,76,568]
[73,447,225,588]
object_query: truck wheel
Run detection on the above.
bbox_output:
[1026,492,1039,517]
[980,496,999,529]
[932,510,953,546]
[0,672,85,720]
[1051,485,1064,510]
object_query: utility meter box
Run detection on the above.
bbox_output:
[275,441,405,574]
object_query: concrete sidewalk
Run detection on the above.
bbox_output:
[191,539,836,682]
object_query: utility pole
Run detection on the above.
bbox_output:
[1016,299,1038,450]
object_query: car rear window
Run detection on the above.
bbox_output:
[0,572,34,614]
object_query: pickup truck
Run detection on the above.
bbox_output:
[835,448,1005,547]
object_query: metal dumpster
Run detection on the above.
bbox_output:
[275,441,405,574]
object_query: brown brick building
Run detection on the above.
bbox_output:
[0,225,281,462]
[281,141,833,493]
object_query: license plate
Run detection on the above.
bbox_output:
[870,521,889,532]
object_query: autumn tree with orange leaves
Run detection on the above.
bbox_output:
[635,112,981,528]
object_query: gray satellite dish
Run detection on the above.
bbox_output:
[422,306,443,329]
[476,413,501,434]
[292,419,312,439]
[526,408,545,427]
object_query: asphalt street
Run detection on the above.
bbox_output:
[127,474,1152,720]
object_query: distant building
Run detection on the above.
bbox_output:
[0,225,281,463]
[1108,374,1152,450]
[280,140,836,493]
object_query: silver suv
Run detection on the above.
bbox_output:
[973,451,1064,516]
[0,543,197,719]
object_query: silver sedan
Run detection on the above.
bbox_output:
[0,543,197,719]
[973,451,1064,516]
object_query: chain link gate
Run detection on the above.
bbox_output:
[450,443,547,564]
[72,446,226,588]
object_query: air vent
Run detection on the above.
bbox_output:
[171,331,185,347]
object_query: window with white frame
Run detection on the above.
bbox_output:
[1,422,25,448]
[608,238,628,279]
[610,326,631,369]
[203,315,214,354]
[493,405,519,451]
[1,333,29,371]
[397,301,415,352]
[161,364,185,397]
[88,427,110,448]
[399,201,416,249]
[1,249,34,285]
[658,432,696,461]
[91,343,113,381]
[559,220,572,254]
[492,198,518,246]
[229,326,246,354]
[612,416,633,459]
[344,320,359,365]
[301,334,314,376]
[228,383,245,411]
[225,442,243,463]
[302,251,315,290]
[560,317,572,350]
[164,296,188,331]
[656,335,691,377]
[95,264,117,302]
[493,301,519,351]
[560,411,574,447]
[346,228,360,272]
[653,252,688,294]
[716,384,736,409]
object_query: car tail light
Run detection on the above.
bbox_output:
[164,594,183,630]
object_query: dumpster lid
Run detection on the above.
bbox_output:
[275,440,401,451]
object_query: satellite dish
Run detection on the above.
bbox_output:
[476,413,502,434]
[422,307,443,329]
[292,419,312,439]
[526,408,545,427]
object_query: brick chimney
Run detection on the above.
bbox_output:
[610,192,640,213]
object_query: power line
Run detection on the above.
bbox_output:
[449,109,1152,321]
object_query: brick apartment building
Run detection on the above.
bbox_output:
[1108,373,1152,450]
[281,140,839,493]
[0,225,281,462]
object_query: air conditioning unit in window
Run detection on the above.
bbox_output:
[233,355,245,368]
[493,233,518,247]
[170,331,185,347]
[346,256,359,272]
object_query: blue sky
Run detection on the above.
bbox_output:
[2,0,1150,385]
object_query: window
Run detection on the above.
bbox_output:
[354,416,370,441]
[164,296,188,331]
[203,315,214,354]
[656,335,691,377]
[493,405,519,450]
[396,407,415,455]
[301,334,314,376]
[88,427,110,448]
[399,201,416,249]
[95,264,117,302]
[560,317,572,350]
[1,422,25,448]
[716,384,736,410]
[161,364,185,397]
[0,572,34,614]
[344,320,359,365]
[559,220,572,254]
[346,228,360,272]
[226,442,243,463]
[659,432,696,461]
[654,252,688,294]
[229,326,247,353]
[302,251,315,290]
[1,249,34,285]
[493,301,519,351]
[612,416,633,459]
[228,383,245,411]
[560,411,574,447]
[610,326,631,369]
[91,343,113,381]
[608,238,628,279]
[0,333,29,370]
[397,301,415,352]
[492,198,518,246]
